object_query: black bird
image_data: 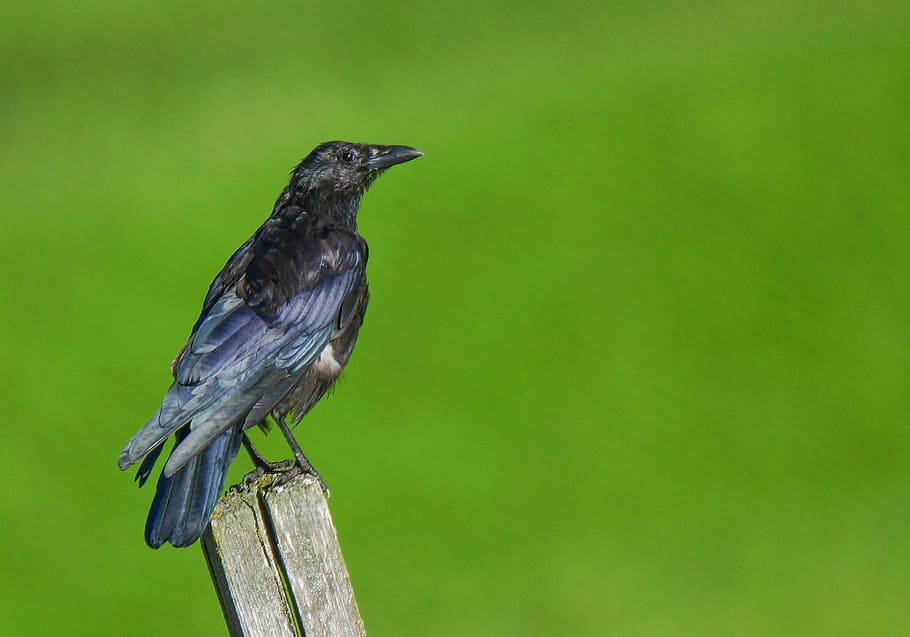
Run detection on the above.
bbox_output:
[118,141,422,548]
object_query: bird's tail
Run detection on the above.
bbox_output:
[144,425,243,548]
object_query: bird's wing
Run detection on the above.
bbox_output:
[118,228,366,473]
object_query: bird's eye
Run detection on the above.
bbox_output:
[341,150,356,163]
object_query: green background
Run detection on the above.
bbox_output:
[2,1,909,635]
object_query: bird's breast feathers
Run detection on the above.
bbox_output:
[313,342,343,376]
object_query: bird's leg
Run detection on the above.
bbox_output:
[274,417,330,495]
[242,433,270,469]
[241,433,294,488]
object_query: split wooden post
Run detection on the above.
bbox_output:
[201,471,366,637]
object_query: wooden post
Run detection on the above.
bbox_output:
[201,472,366,637]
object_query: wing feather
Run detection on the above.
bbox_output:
[119,228,366,471]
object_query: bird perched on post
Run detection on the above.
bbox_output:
[118,141,422,548]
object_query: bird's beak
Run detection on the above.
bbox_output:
[366,145,423,170]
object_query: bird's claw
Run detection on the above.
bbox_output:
[241,459,296,490]
[270,461,330,497]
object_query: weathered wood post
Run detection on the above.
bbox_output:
[201,471,366,637]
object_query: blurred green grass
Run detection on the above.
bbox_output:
[2,1,909,635]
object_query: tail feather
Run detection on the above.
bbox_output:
[161,378,270,478]
[144,425,242,548]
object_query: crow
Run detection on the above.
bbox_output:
[118,141,422,548]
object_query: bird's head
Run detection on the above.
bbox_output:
[290,141,422,201]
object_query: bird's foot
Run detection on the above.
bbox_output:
[271,459,330,497]
[272,417,330,496]
[241,459,296,489]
